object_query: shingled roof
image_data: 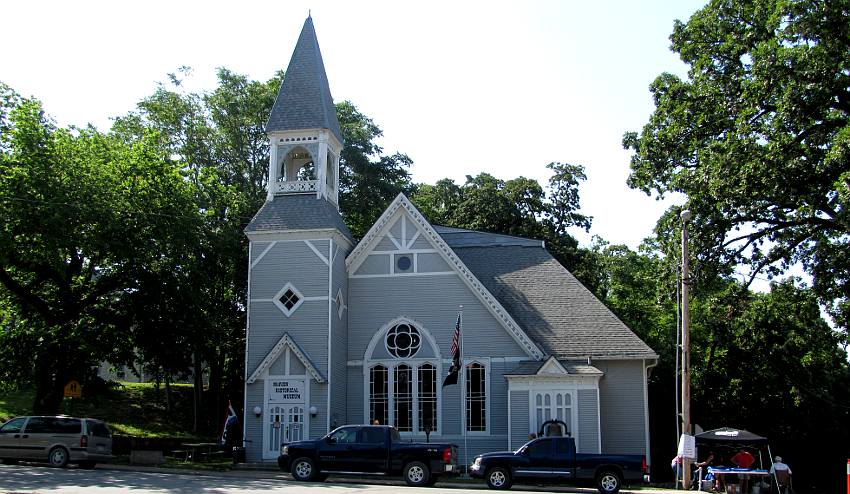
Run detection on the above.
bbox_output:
[266,16,343,143]
[245,194,353,242]
[435,226,657,360]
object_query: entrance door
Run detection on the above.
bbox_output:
[264,404,306,460]
[284,405,304,443]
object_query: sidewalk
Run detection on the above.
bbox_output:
[101,462,678,493]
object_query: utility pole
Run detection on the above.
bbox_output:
[681,209,692,490]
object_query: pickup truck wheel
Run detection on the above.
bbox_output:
[596,469,622,494]
[403,461,431,487]
[291,457,317,481]
[486,466,513,489]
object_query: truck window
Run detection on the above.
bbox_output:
[328,426,358,444]
[526,439,553,458]
[361,427,384,444]
[390,427,401,442]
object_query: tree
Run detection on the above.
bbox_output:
[623,0,850,331]
[336,101,413,238]
[0,82,200,413]
[411,164,599,289]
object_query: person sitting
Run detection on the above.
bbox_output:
[671,455,683,486]
[693,451,715,489]
[769,456,792,494]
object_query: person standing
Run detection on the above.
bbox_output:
[770,456,792,493]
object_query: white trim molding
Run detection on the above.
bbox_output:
[247,332,326,384]
[346,193,545,361]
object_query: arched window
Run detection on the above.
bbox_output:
[369,365,388,426]
[466,362,486,432]
[364,318,441,433]
[418,363,437,431]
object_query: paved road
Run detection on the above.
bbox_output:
[0,463,673,494]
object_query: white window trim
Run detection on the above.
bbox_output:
[335,289,346,320]
[273,282,304,317]
[463,357,491,436]
[363,359,443,436]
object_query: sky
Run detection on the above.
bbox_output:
[3,0,708,250]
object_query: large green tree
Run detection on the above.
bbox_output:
[0,83,200,413]
[623,0,850,331]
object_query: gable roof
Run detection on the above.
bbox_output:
[266,16,343,143]
[435,226,657,360]
[247,332,326,384]
[245,193,353,242]
[505,359,604,376]
[346,193,546,361]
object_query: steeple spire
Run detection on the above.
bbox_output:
[266,16,342,143]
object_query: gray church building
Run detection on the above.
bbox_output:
[243,16,658,467]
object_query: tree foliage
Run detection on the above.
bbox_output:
[623,0,850,331]
[0,82,200,413]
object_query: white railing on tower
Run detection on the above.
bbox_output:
[274,180,317,195]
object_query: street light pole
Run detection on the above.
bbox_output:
[681,209,692,490]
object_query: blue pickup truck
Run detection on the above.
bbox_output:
[278,424,458,487]
[470,436,647,494]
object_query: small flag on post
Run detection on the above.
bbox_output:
[443,314,462,387]
[220,401,239,446]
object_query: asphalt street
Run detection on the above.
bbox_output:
[0,463,674,494]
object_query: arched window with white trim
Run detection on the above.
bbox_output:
[466,362,487,432]
[364,318,442,434]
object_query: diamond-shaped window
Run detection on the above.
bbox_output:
[273,283,304,317]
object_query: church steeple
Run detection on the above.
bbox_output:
[266,16,342,206]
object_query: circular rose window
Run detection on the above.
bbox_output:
[385,323,421,358]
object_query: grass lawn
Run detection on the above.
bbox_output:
[0,382,213,439]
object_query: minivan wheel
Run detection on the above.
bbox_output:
[48,447,69,468]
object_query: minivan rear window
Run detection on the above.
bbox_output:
[88,421,110,437]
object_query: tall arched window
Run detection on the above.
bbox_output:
[364,319,441,433]
[369,365,388,426]
[466,362,487,432]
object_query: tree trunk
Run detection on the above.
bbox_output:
[193,350,203,433]
[32,351,67,415]
[165,374,173,413]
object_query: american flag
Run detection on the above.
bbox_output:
[443,313,462,387]
[450,314,461,357]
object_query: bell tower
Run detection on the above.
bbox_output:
[244,15,352,463]
[266,15,343,206]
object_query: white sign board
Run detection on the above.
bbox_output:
[268,379,305,403]
[678,433,697,459]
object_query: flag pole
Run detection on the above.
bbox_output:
[459,305,468,475]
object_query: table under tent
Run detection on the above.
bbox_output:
[693,427,788,493]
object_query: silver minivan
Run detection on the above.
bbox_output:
[0,416,113,468]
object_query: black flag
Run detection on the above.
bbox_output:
[442,314,461,387]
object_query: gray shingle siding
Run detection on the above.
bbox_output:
[266,17,343,142]
[510,390,531,450]
[578,388,600,453]
[347,275,529,362]
[330,240,350,429]
[597,360,647,455]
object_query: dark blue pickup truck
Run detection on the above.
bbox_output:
[278,424,458,487]
[470,436,647,494]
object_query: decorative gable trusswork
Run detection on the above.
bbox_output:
[347,193,546,361]
[247,332,326,384]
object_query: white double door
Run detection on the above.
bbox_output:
[264,404,305,459]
